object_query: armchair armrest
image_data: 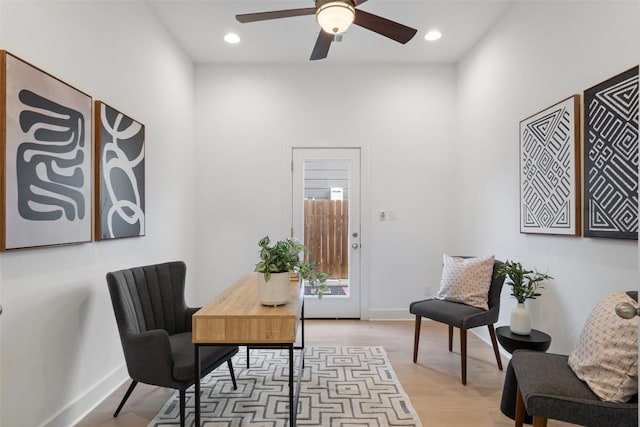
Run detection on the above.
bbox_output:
[122,329,174,386]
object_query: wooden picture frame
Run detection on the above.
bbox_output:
[520,95,581,236]
[94,101,145,240]
[0,50,92,250]
[583,66,639,239]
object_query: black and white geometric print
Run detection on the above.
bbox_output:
[584,66,639,239]
[520,96,580,235]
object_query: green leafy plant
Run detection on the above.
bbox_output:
[254,236,330,299]
[497,260,553,304]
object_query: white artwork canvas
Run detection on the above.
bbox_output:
[520,95,580,236]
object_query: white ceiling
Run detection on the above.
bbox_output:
[147,0,515,64]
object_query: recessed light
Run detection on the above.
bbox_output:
[224,33,240,44]
[424,30,442,42]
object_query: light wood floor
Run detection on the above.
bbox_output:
[75,320,574,427]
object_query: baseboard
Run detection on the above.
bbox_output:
[366,308,413,320]
[471,328,513,361]
[365,310,513,361]
[40,363,128,427]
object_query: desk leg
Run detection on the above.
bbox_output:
[289,344,294,426]
[301,302,305,369]
[194,344,201,427]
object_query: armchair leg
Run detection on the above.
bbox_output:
[113,380,138,417]
[487,324,503,371]
[532,417,548,427]
[228,359,237,390]
[413,315,421,363]
[515,386,525,427]
[460,328,467,385]
[179,389,185,427]
[448,325,454,352]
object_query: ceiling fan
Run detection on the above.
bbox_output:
[236,0,418,60]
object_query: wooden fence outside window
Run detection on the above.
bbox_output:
[303,200,349,279]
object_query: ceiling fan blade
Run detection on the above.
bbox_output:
[353,9,417,44]
[310,31,333,60]
[236,8,316,23]
[355,0,369,4]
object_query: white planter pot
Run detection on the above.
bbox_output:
[257,272,290,306]
[510,302,531,335]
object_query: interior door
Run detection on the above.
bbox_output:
[292,148,361,318]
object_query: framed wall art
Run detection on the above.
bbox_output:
[583,66,638,240]
[0,50,92,250]
[520,95,581,236]
[94,101,145,240]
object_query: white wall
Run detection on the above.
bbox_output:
[0,2,197,426]
[0,1,637,426]
[194,1,640,331]
[456,1,639,354]
[194,64,458,317]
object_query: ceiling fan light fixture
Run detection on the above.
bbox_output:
[424,30,442,42]
[224,33,241,44]
[316,1,355,35]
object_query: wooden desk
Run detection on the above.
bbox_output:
[192,273,304,427]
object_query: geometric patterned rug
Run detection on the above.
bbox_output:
[148,346,423,426]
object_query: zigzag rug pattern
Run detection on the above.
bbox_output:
[148,346,423,427]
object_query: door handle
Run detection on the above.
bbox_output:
[351,243,359,249]
[0,305,3,316]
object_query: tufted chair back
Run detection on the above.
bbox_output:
[107,261,191,338]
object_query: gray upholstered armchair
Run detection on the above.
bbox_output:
[510,290,639,427]
[512,351,638,427]
[409,259,505,385]
[107,261,238,427]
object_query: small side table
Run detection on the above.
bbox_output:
[497,326,552,425]
[496,326,551,354]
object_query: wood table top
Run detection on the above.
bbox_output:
[192,273,303,344]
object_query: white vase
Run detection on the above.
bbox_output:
[510,302,531,335]
[257,272,291,306]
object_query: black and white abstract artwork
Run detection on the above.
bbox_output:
[584,66,639,239]
[1,51,92,250]
[520,95,581,235]
[95,101,145,240]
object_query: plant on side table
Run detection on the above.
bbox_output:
[497,260,554,335]
[255,235,329,306]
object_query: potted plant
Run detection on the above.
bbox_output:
[497,260,553,335]
[255,235,329,305]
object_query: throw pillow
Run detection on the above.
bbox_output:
[434,254,495,310]
[568,290,639,403]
